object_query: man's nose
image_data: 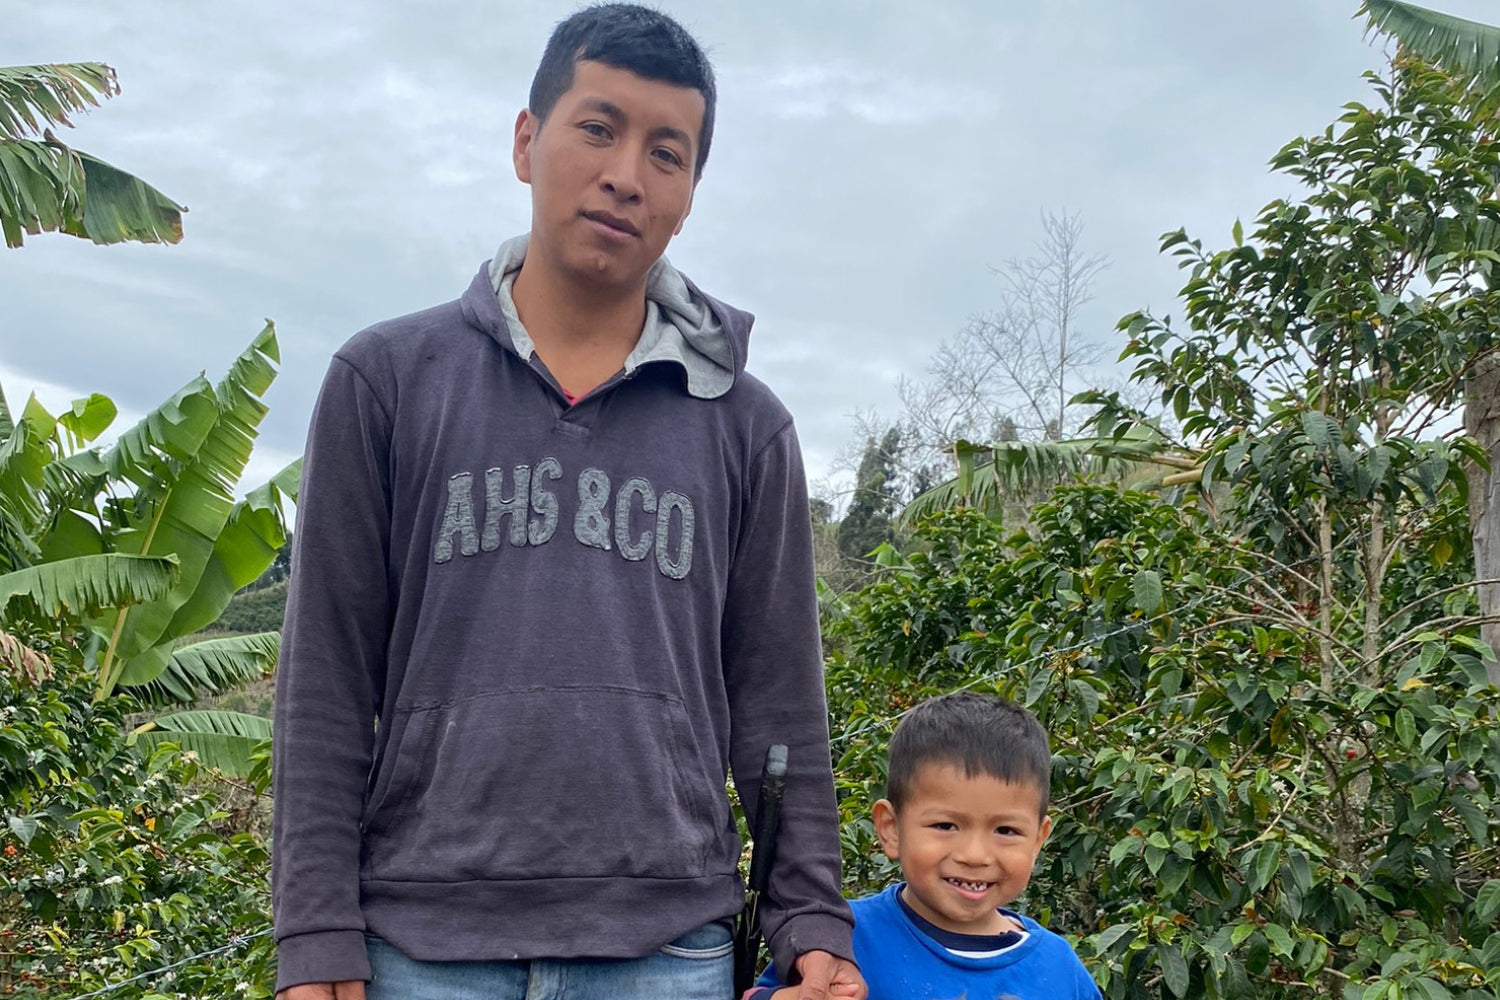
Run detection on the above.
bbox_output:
[600,144,644,201]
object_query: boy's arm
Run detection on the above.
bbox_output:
[723,420,856,979]
[272,352,394,992]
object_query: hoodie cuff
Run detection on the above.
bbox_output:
[768,911,857,986]
[274,929,372,993]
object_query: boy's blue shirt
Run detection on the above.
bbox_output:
[758,884,1101,1000]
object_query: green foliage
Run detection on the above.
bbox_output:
[0,552,178,622]
[0,324,295,715]
[1088,55,1500,688]
[0,62,184,247]
[0,640,272,997]
[0,324,294,777]
[130,631,279,710]
[837,427,903,564]
[828,487,1500,999]
[1363,1,1500,90]
[901,426,1188,523]
[133,709,273,779]
[90,324,286,695]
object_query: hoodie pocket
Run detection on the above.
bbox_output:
[362,685,722,882]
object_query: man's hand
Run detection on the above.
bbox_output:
[275,982,365,1000]
[792,949,866,1000]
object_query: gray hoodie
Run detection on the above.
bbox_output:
[271,248,853,991]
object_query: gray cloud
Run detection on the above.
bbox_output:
[3,0,1491,499]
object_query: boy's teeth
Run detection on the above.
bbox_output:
[949,878,989,892]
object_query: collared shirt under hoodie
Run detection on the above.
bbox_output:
[488,233,736,402]
[270,244,853,992]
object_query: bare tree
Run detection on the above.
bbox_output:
[898,210,1108,473]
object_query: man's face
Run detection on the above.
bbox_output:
[873,763,1052,936]
[513,60,703,293]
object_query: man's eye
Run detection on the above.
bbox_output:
[653,148,684,167]
[581,122,611,139]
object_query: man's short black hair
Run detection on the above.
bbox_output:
[529,3,717,178]
[886,692,1052,816]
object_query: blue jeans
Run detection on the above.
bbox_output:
[364,920,734,1000]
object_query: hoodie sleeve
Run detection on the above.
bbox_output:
[723,420,856,979]
[271,351,393,991]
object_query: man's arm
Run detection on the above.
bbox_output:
[722,421,858,986]
[272,352,394,993]
[748,951,864,1000]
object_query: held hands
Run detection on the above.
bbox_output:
[786,949,866,1000]
[275,983,365,1000]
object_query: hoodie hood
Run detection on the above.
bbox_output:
[466,234,749,399]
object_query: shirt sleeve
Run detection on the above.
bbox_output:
[271,351,394,991]
[753,957,786,993]
[723,420,856,978]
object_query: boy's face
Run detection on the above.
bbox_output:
[873,762,1052,936]
[513,59,703,294]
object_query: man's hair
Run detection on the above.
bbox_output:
[886,692,1052,815]
[529,3,717,177]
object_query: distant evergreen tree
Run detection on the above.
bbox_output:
[837,427,901,562]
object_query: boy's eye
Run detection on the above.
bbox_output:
[930,821,957,832]
[995,826,1021,836]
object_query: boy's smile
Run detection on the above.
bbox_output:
[873,762,1052,936]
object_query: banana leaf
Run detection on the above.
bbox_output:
[0,63,115,139]
[124,631,279,708]
[132,709,272,778]
[0,552,178,622]
[1363,0,1500,89]
[94,326,279,689]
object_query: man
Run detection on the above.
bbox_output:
[271,6,864,999]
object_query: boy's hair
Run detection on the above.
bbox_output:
[529,3,717,178]
[886,692,1052,815]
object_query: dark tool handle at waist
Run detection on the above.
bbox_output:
[747,743,787,893]
[733,743,788,998]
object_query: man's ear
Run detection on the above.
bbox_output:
[672,185,695,236]
[872,799,900,861]
[513,108,538,184]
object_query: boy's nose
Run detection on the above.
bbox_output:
[952,832,993,866]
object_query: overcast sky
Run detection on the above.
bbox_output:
[3,1,1493,500]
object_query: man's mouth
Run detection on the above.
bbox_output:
[583,211,641,237]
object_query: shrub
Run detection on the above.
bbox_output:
[826,487,1500,999]
[0,636,273,998]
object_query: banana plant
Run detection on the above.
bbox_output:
[1362,1,1500,87]
[0,324,297,776]
[900,423,1193,523]
[0,62,184,247]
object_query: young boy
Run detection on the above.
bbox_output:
[753,692,1101,999]
[271,6,861,999]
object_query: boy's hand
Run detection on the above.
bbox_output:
[793,950,867,1000]
[275,983,366,1000]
